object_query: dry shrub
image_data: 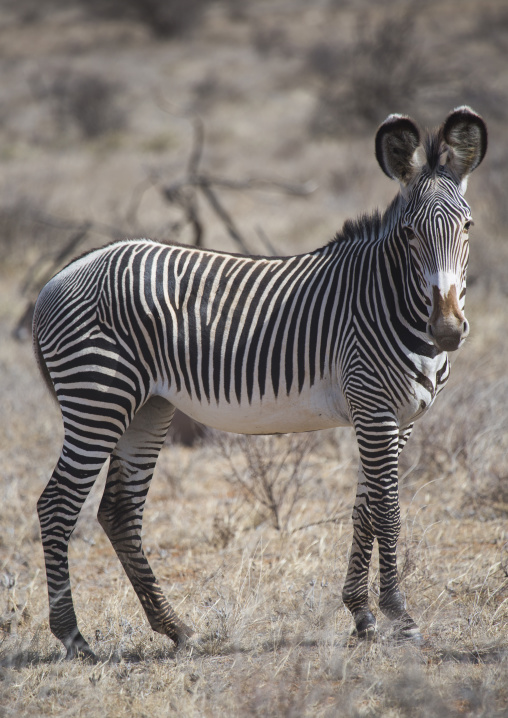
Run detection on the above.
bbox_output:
[251,24,292,58]
[0,0,63,24]
[474,4,508,53]
[77,0,211,38]
[0,196,55,266]
[215,433,318,532]
[405,367,508,518]
[470,148,508,296]
[191,73,243,113]
[31,68,126,140]
[308,11,434,137]
[4,0,212,38]
[306,39,345,82]
[0,198,35,260]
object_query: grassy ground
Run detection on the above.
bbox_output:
[1,1,507,716]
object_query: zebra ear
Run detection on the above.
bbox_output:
[375,114,421,185]
[443,106,487,182]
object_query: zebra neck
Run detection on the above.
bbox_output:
[381,224,431,339]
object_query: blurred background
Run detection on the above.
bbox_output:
[1,4,507,713]
[1,0,507,295]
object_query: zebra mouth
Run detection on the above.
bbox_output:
[426,321,468,352]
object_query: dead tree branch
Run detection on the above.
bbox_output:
[15,119,315,341]
[198,179,250,254]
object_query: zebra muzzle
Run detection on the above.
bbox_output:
[426,284,469,352]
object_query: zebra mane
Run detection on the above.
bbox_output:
[330,193,405,248]
[332,212,382,246]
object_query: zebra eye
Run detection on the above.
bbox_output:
[463,220,474,233]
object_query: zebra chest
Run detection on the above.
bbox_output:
[396,382,435,426]
[395,353,450,426]
[342,337,449,427]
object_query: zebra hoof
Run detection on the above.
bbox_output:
[173,622,195,650]
[391,615,423,644]
[184,634,206,654]
[65,636,97,662]
[352,611,377,640]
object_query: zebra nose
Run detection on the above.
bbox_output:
[427,283,468,352]
[426,316,469,352]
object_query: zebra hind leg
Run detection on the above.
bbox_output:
[38,438,121,660]
[97,395,193,648]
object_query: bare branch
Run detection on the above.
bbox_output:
[125,177,155,230]
[216,433,317,532]
[20,221,91,297]
[255,225,280,257]
[198,180,251,255]
[16,118,314,345]
[289,512,350,535]
[187,117,205,179]
[199,176,317,197]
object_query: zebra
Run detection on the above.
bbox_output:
[33,107,487,659]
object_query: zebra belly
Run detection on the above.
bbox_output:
[159,385,351,435]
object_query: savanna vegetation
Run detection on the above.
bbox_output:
[1,1,507,715]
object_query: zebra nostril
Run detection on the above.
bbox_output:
[426,320,466,351]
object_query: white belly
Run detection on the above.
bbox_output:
[159,382,351,435]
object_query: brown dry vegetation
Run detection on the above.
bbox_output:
[1,1,507,716]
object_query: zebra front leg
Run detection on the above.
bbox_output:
[97,396,193,647]
[375,422,421,640]
[38,448,114,660]
[346,414,420,641]
[342,465,376,638]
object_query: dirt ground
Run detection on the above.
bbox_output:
[1,1,507,716]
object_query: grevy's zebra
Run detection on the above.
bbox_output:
[33,107,487,659]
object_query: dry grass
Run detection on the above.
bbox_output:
[1,280,507,716]
[1,1,508,715]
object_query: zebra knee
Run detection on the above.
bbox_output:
[97,498,126,543]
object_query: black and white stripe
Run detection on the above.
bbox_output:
[33,107,487,658]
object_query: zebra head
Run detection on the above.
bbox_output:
[376,107,487,352]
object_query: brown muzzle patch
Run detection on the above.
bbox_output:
[428,284,467,351]
[429,284,465,326]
